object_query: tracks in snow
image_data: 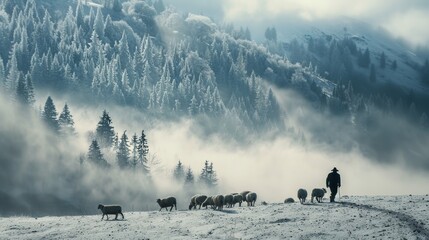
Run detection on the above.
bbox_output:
[338,201,429,239]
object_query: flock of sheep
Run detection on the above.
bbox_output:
[96,191,257,220]
[97,188,326,220]
[158,191,258,212]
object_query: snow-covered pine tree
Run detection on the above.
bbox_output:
[207,162,218,187]
[184,167,194,185]
[137,130,149,174]
[117,131,130,169]
[131,133,138,170]
[58,103,76,136]
[42,96,59,132]
[93,7,104,39]
[173,160,185,182]
[25,74,35,106]
[95,110,115,148]
[113,133,119,151]
[15,73,29,105]
[88,139,109,167]
[199,160,218,188]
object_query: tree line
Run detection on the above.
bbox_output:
[39,95,220,189]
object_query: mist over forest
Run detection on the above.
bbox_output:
[0,0,429,216]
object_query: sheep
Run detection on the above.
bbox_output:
[240,191,251,204]
[246,192,257,206]
[156,197,177,211]
[97,204,124,220]
[223,194,234,208]
[284,198,295,203]
[232,194,243,207]
[297,188,308,204]
[213,195,224,210]
[189,195,208,210]
[202,196,215,209]
[311,188,327,203]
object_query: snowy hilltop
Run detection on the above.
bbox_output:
[1,195,428,239]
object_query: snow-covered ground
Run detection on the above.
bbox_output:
[1,195,428,239]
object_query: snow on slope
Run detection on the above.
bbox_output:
[1,195,428,239]
[279,17,428,94]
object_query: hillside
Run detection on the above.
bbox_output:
[0,0,329,134]
[1,195,428,239]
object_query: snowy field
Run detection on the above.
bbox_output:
[1,195,428,239]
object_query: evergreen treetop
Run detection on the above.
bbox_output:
[184,167,194,185]
[199,160,218,188]
[96,110,115,148]
[42,96,59,132]
[117,130,130,169]
[88,139,109,167]
[173,160,185,181]
[58,103,76,136]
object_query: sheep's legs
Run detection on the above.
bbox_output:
[169,206,173,211]
[120,212,124,219]
[101,214,105,220]
[115,213,118,220]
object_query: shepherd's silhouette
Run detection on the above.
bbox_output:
[326,167,341,202]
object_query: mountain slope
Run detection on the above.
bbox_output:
[279,17,427,93]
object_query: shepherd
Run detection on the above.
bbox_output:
[326,167,341,202]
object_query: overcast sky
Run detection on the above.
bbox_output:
[163,0,429,47]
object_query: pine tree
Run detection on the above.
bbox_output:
[25,74,35,106]
[117,131,130,168]
[16,73,29,105]
[6,49,19,95]
[131,133,139,169]
[113,133,119,151]
[199,160,218,188]
[184,167,194,185]
[96,110,115,148]
[58,103,76,136]
[93,7,104,38]
[0,57,5,90]
[42,96,59,132]
[137,130,150,173]
[207,162,218,187]
[88,140,109,167]
[173,160,185,182]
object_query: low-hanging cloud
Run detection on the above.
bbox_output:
[164,0,429,47]
[1,87,429,217]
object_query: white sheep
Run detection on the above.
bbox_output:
[246,192,257,206]
[232,194,243,207]
[213,195,224,210]
[223,194,234,208]
[202,196,215,209]
[156,197,177,211]
[240,191,250,203]
[311,188,327,203]
[297,188,308,204]
[189,195,207,210]
[97,204,124,220]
